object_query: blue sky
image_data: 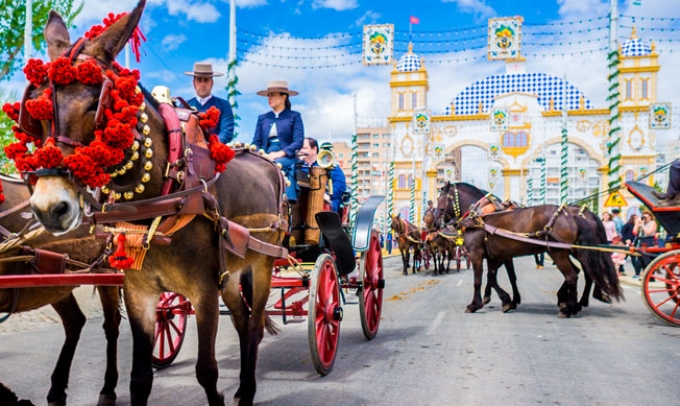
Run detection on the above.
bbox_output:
[5,0,680,144]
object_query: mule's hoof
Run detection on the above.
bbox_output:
[403,271,408,276]
[594,292,612,304]
[98,393,117,406]
[558,302,567,310]
[48,394,67,406]
[557,311,571,318]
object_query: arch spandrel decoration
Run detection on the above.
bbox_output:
[400,133,415,157]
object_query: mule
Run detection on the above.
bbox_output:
[21,2,285,404]
[390,214,422,275]
[458,205,622,317]
[0,176,121,406]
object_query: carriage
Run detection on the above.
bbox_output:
[624,181,680,327]
[152,164,386,375]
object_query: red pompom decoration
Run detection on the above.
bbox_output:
[108,233,134,270]
[208,135,236,173]
[2,102,20,122]
[4,143,28,161]
[34,138,64,169]
[102,121,134,150]
[48,57,77,85]
[23,59,49,87]
[78,140,125,167]
[76,59,104,85]
[199,107,220,131]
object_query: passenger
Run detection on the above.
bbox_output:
[653,159,680,200]
[297,137,347,213]
[184,62,235,143]
[252,80,304,203]
[632,210,658,279]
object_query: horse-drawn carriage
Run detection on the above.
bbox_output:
[152,162,386,375]
[624,181,680,327]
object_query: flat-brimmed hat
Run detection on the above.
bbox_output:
[257,80,299,96]
[184,62,224,77]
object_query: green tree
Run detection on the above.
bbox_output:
[0,0,82,82]
[0,89,19,174]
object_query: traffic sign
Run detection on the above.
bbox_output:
[604,191,628,207]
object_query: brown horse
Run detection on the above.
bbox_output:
[390,214,422,275]
[24,2,285,405]
[0,176,121,406]
[459,204,622,317]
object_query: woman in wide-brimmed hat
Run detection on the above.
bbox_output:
[252,80,304,202]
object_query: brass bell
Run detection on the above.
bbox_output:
[139,112,149,123]
[145,149,153,159]
[124,191,134,200]
[101,186,111,194]
[144,137,152,148]
[144,161,153,171]
[142,125,150,135]
[116,167,127,176]
[135,86,142,94]
[131,151,140,161]
[131,140,140,151]
[141,173,151,183]
[138,102,146,111]
[113,192,122,201]
[124,160,134,170]
[135,184,145,193]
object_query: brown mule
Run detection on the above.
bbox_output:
[390,214,422,275]
[24,2,285,405]
[0,176,121,406]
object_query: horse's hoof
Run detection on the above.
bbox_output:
[558,302,567,310]
[593,291,612,304]
[483,296,491,305]
[503,303,516,313]
[465,305,478,313]
[98,393,118,406]
[557,311,570,318]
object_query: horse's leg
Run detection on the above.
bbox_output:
[190,289,223,405]
[504,259,521,308]
[97,286,122,406]
[486,259,513,312]
[402,248,409,276]
[233,263,274,406]
[46,293,86,406]
[125,282,161,406]
[553,252,580,317]
[465,255,485,313]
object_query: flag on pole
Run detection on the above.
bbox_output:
[410,16,420,24]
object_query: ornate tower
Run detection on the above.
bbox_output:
[389,43,429,118]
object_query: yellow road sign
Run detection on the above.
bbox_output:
[604,191,628,207]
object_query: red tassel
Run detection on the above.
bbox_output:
[109,233,134,270]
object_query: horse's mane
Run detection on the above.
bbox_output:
[443,182,489,199]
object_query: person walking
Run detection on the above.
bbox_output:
[620,213,638,276]
[632,210,658,279]
[534,252,545,269]
[251,80,304,203]
[611,208,624,236]
[184,62,235,143]
[602,211,618,244]
[387,231,393,255]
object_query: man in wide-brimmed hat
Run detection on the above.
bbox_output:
[185,62,234,143]
[251,80,304,202]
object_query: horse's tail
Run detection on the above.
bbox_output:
[573,214,623,301]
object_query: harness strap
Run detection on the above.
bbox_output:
[0,289,19,324]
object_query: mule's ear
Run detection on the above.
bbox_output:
[87,0,146,63]
[45,11,71,61]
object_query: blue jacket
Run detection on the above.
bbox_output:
[252,109,304,158]
[187,96,235,144]
[300,162,347,213]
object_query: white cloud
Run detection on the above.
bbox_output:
[165,0,222,23]
[161,34,187,52]
[234,0,268,7]
[354,10,381,27]
[442,0,496,20]
[312,0,358,11]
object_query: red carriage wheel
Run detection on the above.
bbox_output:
[152,292,192,368]
[640,251,680,327]
[359,232,385,340]
[308,254,342,375]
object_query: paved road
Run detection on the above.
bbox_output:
[1,255,679,405]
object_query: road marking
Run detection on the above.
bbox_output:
[456,279,463,287]
[426,311,446,335]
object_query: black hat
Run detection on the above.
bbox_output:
[612,208,620,214]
